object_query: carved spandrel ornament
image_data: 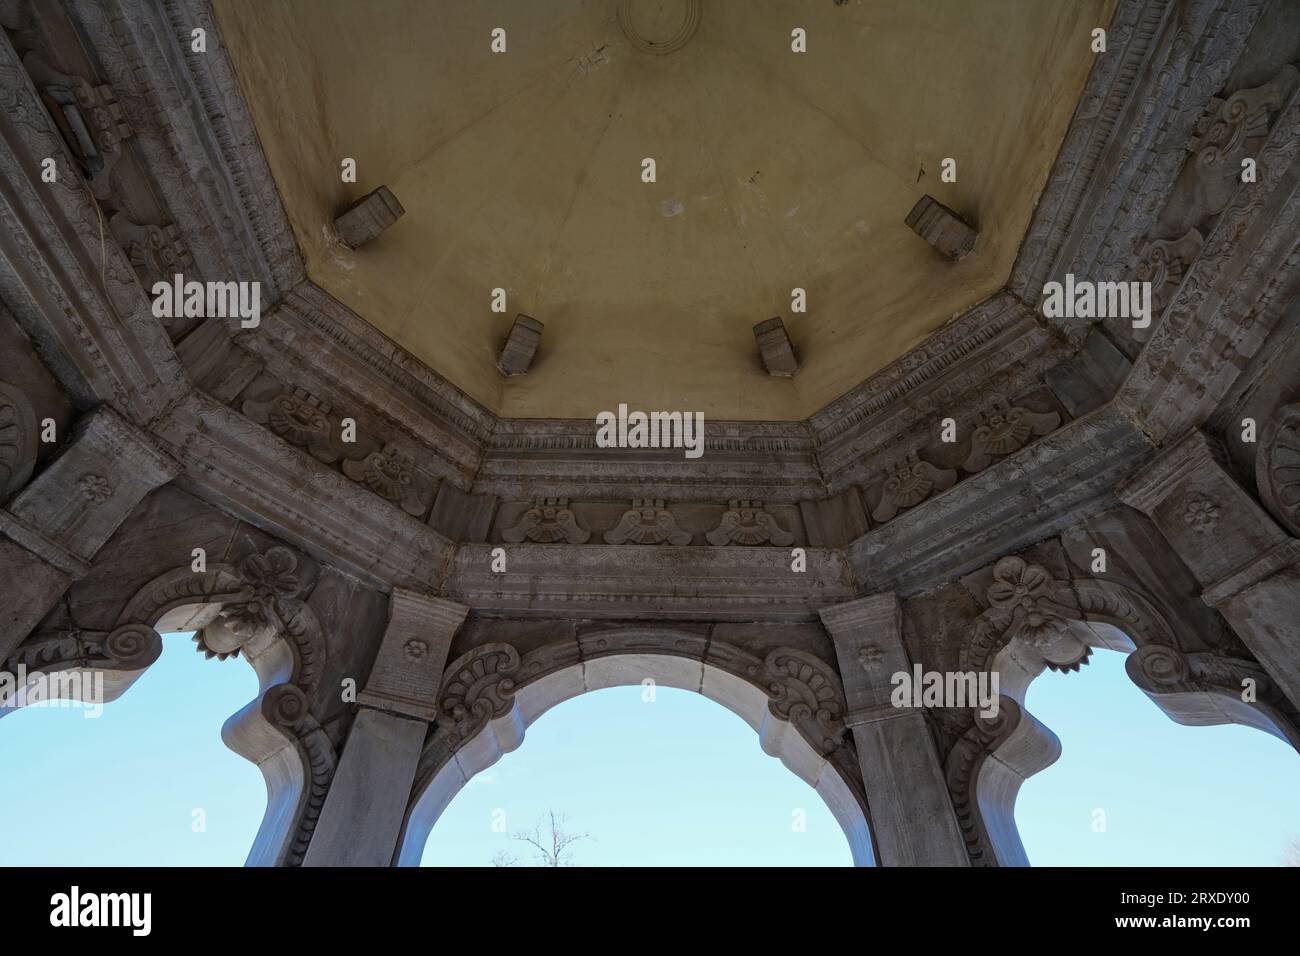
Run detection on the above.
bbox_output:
[435,642,521,748]
[961,398,1060,473]
[242,387,339,464]
[501,498,590,544]
[1257,401,1300,537]
[764,648,846,753]
[705,499,794,547]
[871,451,957,523]
[604,499,691,545]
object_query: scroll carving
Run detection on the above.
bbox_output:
[764,648,846,753]
[435,642,522,747]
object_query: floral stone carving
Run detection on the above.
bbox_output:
[872,451,957,522]
[243,387,339,464]
[501,498,590,544]
[961,399,1060,472]
[341,443,427,516]
[603,499,691,545]
[706,500,794,547]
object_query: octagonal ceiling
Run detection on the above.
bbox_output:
[214,0,1115,421]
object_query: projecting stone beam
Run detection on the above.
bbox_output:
[905,195,977,261]
[754,316,800,377]
[333,186,405,249]
[496,314,544,376]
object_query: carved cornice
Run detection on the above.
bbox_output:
[446,544,855,621]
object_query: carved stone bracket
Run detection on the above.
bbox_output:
[943,696,1022,867]
[705,500,794,546]
[763,648,846,753]
[603,499,691,545]
[434,642,522,748]
[261,683,337,867]
[341,443,429,517]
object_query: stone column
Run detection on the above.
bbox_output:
[819,593,970,866]
[0,407,178,657]
[1118,429,1300,710]
[303,589,468,867]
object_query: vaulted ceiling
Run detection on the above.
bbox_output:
[214,0,1115,420]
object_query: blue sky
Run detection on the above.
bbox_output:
[0,635,1296,866]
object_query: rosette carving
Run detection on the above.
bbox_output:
[763,648,846,753]
[501,498,590,544]
[604,499,691,545]
[984,556,1076,651]
[706,500,794,547]
[218,546,302,639]
[961,399,1060,472]
[436,643,522,746]
[872,451,956,522]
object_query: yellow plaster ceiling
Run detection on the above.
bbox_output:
[214,0,1115,420]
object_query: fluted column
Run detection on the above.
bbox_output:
[819,593,969,866]
[303,590,468,867]
[0,408,177,658]
[1118,430,1300,710]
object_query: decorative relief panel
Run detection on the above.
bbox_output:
[960,399,1060,473]
[706,500,794,547]
[340,443,429,517]
[501,498,590,544]
[243,387,339,464]
[871,452,957,523]
[603,499,691,545]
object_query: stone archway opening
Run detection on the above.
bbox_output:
[978,617,1300,866]
[399,653,875,866]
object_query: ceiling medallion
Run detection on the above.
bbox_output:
[617,0,701,56]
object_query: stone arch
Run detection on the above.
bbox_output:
[396,627,875,866]
[948,555,1299,867]
[0,545,333,867]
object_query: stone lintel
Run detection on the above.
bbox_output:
[1202,538,1300,607]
